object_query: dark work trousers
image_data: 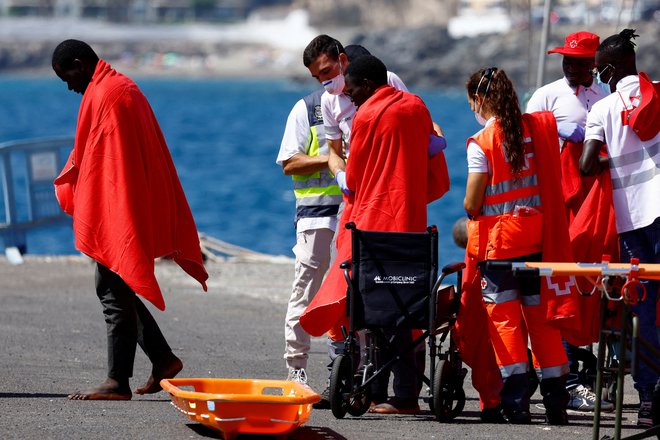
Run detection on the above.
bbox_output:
[95,263,172,382]
[370,328,420,401]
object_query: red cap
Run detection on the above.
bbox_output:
[547,31,600,57]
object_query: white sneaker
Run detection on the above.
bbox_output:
[567,384,614,412]
[286,368,308,384]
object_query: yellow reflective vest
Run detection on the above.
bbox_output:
[292,90,342,223]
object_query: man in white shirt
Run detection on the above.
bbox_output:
[526,30,614,413]
[276,89,343,409]
[527,31,609,148]
[581,28,660,428]
[302,35,445,194]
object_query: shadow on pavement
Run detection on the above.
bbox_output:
[186,424,348,439]
[0,392,68,398]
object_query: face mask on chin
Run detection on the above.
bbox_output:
[473,97,487,126]
[594,65,613,95]
[594,73,612,95]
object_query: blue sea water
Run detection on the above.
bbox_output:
[0,75,479,265]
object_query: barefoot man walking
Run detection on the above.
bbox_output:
[51,39,208,400]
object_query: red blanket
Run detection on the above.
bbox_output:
[559,136,619,345]
[524,111,580,332]
[54,60,208,310]
[561,140,596,223]
[300,86,450,337]
[563,171,618,345]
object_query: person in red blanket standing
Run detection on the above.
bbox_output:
[464,67,578,425]
[300,54,450,414]
[52,40,208,400]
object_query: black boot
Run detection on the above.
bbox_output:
[480,404,507,423]
[652,383,659,430]
[541,375,570,425]
[501,373,532,424]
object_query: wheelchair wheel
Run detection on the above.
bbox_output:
[432,359,465,422]
[347,384,371,417]
[330,354,350,419]
[346,369,372,417]
[329,354,372,418]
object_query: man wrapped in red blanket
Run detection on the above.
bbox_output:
[300,55,450,413]
[52,40,207,400]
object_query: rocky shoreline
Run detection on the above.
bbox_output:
[1,19,658,89]
[355,21,660,90]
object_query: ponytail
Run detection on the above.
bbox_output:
[599,28,638,59]
[466,68,525,176]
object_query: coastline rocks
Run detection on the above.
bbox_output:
[353,21,660,90]
[0,20,658,90]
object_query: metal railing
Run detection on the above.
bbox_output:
[0,136,74,257]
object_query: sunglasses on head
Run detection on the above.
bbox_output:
[476,67,498,98]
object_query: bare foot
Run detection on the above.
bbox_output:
[68,377,132,400]
[135,354,183,395]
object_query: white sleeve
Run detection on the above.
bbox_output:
[387,71,409,92]
[584,103,606,143]
[276,99,311,165]
[525,89,546,113]
[467,140,489,173]
[321,93,342,141]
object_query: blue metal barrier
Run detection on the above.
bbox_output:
[0,137,74,255]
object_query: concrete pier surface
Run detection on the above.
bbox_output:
[0,256,650,439]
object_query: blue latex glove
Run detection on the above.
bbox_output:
[428,134,447,157]
[557,121,585,143]
[335,171,353,196]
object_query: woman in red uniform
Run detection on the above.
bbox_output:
[463,67,571,425]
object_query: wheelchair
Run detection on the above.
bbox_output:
[328,222,466,422]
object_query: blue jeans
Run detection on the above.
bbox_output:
[619,216,660,396]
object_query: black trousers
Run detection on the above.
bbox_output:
[95,263,172,381]
[370,328,421,401]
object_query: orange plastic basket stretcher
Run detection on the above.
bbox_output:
[486,260,660,440]
[160,378,320,440]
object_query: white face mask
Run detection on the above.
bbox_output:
[594,68,613,95]
[323,73,345,95]
[474,111,488,126]
[474,96,487,126]
[322,56,345,95]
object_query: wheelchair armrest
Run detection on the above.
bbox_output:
[339,260,352,270]
[441,261,467,276]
